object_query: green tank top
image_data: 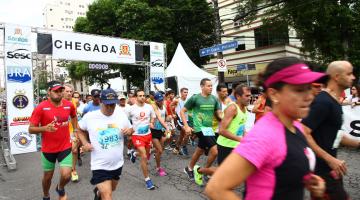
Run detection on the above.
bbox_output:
[217,102,248,148]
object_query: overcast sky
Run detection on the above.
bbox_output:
[0,0,48,27]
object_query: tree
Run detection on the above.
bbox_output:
[236,0,360,78]
[71,0,216,88]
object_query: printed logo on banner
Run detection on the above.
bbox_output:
[151,72,164,84]
[349,120,360,137]
[6,27,29,44]
[119,44,131,56]
[10,116,30,126]
[6,48,31,59]
[13,90,29,109]
[151,59,164,68]
[7,66,32,83]
[12,131,33,148]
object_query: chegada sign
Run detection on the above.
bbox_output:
[51,31,136,64]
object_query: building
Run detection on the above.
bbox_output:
[204,0,305,87]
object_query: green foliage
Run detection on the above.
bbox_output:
[72,0,215,88]
[236,0,360,78]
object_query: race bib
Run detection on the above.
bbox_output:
[236,125,245,137]
[137,125,149,135]
[201,127,215,136]
[98,128,121,149]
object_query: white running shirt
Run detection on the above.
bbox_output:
[79,109,131,170]
[127,103,155,136]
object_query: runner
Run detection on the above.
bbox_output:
[228,82,239,102]
[63,83,80,182]
[181,78,221,184]
[83,89,101,116]
[217,84,251,164]
[117,94,130,113]
[127,89,157,190]
[78,88,133,200]
[174,87,190,156]
[205,57,326,200]
[150,92,170,176]
[29,81,78,200]
[302,61,359,200]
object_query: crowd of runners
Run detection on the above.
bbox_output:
[28,56,360,200]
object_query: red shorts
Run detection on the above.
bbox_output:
[131,134,152,149]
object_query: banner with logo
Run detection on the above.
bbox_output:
[4,24,36,155]
[150,42,165,92]
[51,31,135,64]
[342,105,360,141]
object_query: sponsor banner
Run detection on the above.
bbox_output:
[4,24,31,46]
[8,125,37,155]
[342,106,360,141]
[52,31,136,64]
[150,42,165,91]
[4,24,36,155]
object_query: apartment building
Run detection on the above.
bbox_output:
[204,0,305,86]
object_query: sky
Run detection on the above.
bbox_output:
[0,0,48,27]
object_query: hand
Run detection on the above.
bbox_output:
[327,157,347,177]
[44,121,57,132]
[121,128,133,136]
[304,174,325,198]
[184,125,192,135]
[82,143,94,152]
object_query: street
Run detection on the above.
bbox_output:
[0,147,359,200]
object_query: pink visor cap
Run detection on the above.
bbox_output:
[264,63,326,88]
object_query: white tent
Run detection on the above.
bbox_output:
[166,43,218,96]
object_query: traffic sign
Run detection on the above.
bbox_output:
[217,59,227,72]
[199,41,238,57]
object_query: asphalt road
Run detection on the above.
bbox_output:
[0,146,359,200]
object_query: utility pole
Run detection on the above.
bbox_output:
[212,0,225,84]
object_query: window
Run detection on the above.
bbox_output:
[51,25,53,27]
[235,36,246,51]
[50,8,52,11]
[254,24,289,48]
[61,18,64,21]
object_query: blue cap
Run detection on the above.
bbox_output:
[100,88,118,105]
[154,92,164,102]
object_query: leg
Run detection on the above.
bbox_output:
[205,145,218,168]
[59,167,72,190]
[42,170,55,198]
[152,138,163,169]
[97,180,113,200]
[71,141,79,181]
[189,147,204,169]
[175,128,185,149]
[137,146,149,178]
[111,179,119,191]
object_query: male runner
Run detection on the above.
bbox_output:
[127,89,156,190]
[181,78,221,184]
[174,87,190,156]
[302,61,359,199]
[78,88,133,200]
[63,83,80,182]
[83,89,101,116]
[29,81,77,200]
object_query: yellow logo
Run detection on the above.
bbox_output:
[119,44,131,56]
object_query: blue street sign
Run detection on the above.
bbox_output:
[237,64,247,71]
[199,41,238,57]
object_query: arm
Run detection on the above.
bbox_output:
[70,116,79,138]
[302,125,347,176]
[77,128,93,152]
[205,153,256,200]
[340,134,360,148]
[215,109,222,121]
[219,104,242,142]
[180,107,192,134]
[29,121,57,134]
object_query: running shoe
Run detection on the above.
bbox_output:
[184,166,194,180]
[181,146,189,156]
[193,165,203,186]
[164,145,173,151]
[172,148,183,155]
[71,171,79,182]
[157,167,167,176]
[130,151,136,163]
[145,179,155,190]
